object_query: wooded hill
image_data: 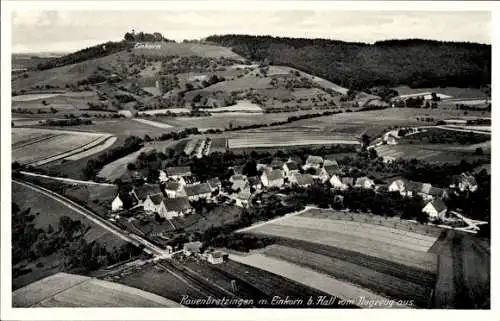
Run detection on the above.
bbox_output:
[206,35,491,90]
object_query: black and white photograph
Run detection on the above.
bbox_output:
[1,1,497,320]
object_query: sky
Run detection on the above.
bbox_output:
[11,10,491,53]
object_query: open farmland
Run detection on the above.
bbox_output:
[375,144,490,163]
[394,86,488,99]
[132,42,244,60]
[12,128,115,166]
[229,253,408,309]
[228,132,359,149]
[97,146,155,182]
[263,245,430,307]
[45,119,177,136]
[200,100,263,113]
[432,230,490,309]
[246,222,437,272]
[273,215,438,252]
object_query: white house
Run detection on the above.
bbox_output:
[207,251,224,264]
[261,169,285,187]
[235,188,252,207]
[354,176,375,189]
[329,175,347,190]
[388,179,406,194]
[422,199,447,220]
[158,170,168,183]
[143,193,169,217]
[111,195,124,211]
[282,161,300,178]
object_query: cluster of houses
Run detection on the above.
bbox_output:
[111,153,480,223]
[182,241,225,264]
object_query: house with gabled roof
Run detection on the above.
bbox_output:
[282,161,300,178]
[318,165,340,183]
[235,187,252,207]
[303,155,324,170]
[270,158,285,169]
[355,176,375,189]
[185,183,212,201]
[261,169,284,187]
[289,173,314,188]
[450,172,478,192]
[143,193,168,217]
[329,175,348,190]
[247,176,262,190]
[111,190,138,212]
[164,197,192,218]
[164,181,186,198]
[422,199,447,220]
[323,158,339,168]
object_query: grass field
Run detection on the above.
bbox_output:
[12,128,113,166]
[200,100,263,113]
[375,144,490,163]
[274,215,438,252]
[13,272,180,307]
[97,146,154,182]
[47,119,177,136]
[132,42,244,60]
[247,223,437,272]
[263,244,430,307]
[227,132,359,148]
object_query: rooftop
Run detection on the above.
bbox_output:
[430,199,447,212]
[165,197,192,212]
[264,169,284,181]
[166,166,191,177]
[284,161,299,171]
[185,183,212,196]
[305,155,324,165]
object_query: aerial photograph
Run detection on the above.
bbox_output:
[6,8,491,311]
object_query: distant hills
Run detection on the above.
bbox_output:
[206,35,491,90]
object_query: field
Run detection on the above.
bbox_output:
[229,253,408,308]
[45,119,177,136]
[432,230,490,308]
[12,128,115,166]
[13,272,180,307]
[208,137,228,153]
[227,132,359,149]
[131,118,174,129]
[200,100,263,113]
[11,91,98,113]
[97,146,154,181]
[263,245,431,307]
[132,42,244,60]
[375,144,490,163]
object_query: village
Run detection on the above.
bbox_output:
[108,150,484,264]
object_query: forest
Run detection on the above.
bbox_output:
[206,35,491,90]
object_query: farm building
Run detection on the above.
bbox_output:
[289,173,314,188]
[303,155,324,170]
[164,197,192,218]
[318,165,339,183]
[323,158,339,168]
[183,241,203,256]
[283,161,300,177]
[185,183,212,201]
[143,193,168,217]
[207,251,224,264]
[330,175,348,190]
[450,172,478,192]
[261,169,285,187]
[232,179,249,193]
[385,134,397,145]
[355,177,375,189]
[207,177,222,191]
[422,199,448,220]
[183,175,200,186]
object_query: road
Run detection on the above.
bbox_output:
[19,171,116,186]
[13,179,170,257]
